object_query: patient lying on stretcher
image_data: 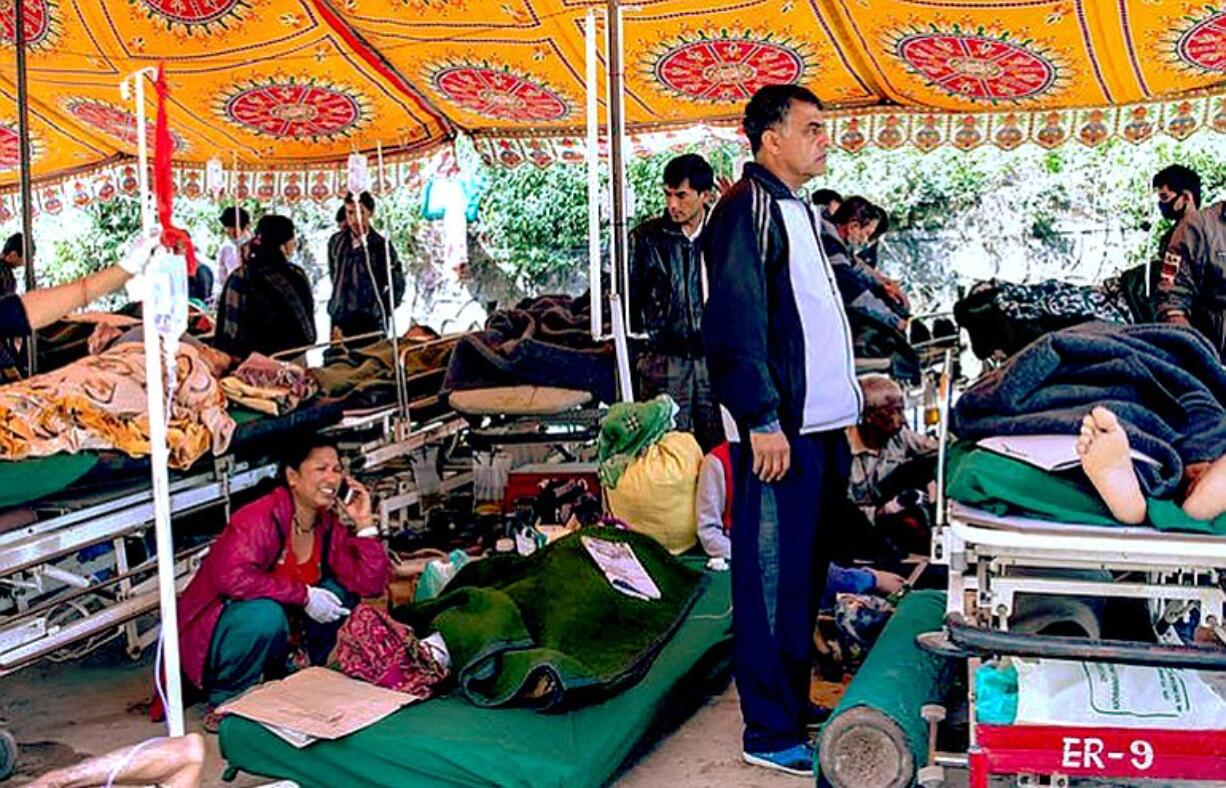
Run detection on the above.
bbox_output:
[1077,406,1226,524]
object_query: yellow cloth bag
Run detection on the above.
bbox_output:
[605,431,703,554]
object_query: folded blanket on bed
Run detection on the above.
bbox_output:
[951,322,1226,497]
[442,295,616,405]
[312,337,454,407]
[0,342,234,469]
[945,441,1226,534]
[221,354,317,415]
[393,527,704,711]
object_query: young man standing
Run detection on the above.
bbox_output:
[328,191,404,341]
[630,153,723,450]
[1153,166,1226,356]
[702,84,861,776]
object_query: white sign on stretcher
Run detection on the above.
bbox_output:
[1015,658,1226,730]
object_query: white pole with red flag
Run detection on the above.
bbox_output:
[120,64,193,738]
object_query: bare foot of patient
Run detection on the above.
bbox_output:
[1183,454,1226,521]
[1076,407,1147,525]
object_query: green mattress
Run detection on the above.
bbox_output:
[947,441,1226,535]
[0,453,99,509]
[220,561,732,788]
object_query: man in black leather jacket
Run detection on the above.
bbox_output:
[629,153,723,450]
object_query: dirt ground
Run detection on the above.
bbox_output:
[0,642,812,788]
[7,643,1172,787]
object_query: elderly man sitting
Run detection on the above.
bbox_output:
[845,374,938,558]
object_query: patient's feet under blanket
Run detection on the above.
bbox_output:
[951,322,1226,498]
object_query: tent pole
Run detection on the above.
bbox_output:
[585,8,602,342]
[377,141,409,432]
[15,0,37,377]
[123,66,186,739]
[604,0,633,402]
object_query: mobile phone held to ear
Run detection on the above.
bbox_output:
[337,479,356,506]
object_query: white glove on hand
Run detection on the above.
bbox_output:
[304,586,349,624]
[118,229,163,275]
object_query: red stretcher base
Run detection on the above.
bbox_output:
[970,724,1226,787]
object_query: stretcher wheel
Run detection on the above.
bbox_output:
[920,704,946,724]
[0,728,17,781]
[917,764,944,787]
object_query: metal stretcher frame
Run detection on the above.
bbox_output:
[0,456,278,674]
[923,353,1226,788]
[935,502,1226,628]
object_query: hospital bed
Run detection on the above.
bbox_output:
[0,333,474,677]
[914,353,1226,787]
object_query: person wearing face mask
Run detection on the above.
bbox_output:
[820,196,909,332]
[213,214,316,361]
[174,436,389,731]
[629,154,724,450]
[1154,166,1226,355]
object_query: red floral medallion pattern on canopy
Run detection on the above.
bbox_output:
[897,31,1057,102]
[222,80,365,140]
[652,37,806,103]
[1177,9,1226,72]
[0,125,39,171]
[140,0,240,24]
[65,99,186,152]
[0,125,19,170]
[431,65,569,121]
[0,0,53,46]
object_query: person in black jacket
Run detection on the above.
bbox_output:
[702,84,862,777]
[328,191,404,342]
[629,153,723,450]
[214,214,316,361]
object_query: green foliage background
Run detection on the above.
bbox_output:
[5,133,1224,317]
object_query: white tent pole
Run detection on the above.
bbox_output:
[121,66,185,738]
[585,8,602,342]
[378,141,409,429]
[604,0,633,402]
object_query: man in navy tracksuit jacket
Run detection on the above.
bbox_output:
[702,84,862,776]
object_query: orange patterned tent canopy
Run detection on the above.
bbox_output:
[0,0,1223,189]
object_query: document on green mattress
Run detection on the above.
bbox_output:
[581,536,661,601]
[978,434,1160,472]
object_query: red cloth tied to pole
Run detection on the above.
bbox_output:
[154,65,197,275]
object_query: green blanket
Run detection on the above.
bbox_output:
[220,559,731,788]
[946,441,1226,535]
[396,527,705,710]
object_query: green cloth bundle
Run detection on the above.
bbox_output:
[597,394,677,489]
[395,527,704,711]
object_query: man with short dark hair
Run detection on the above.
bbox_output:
[328,191,405,341]
[1,233,30,298]
[810,187,841,219]
[702,84,861,777]
[215,207,251,300]
[1152,166,1226,355]
[630,153,722,449]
